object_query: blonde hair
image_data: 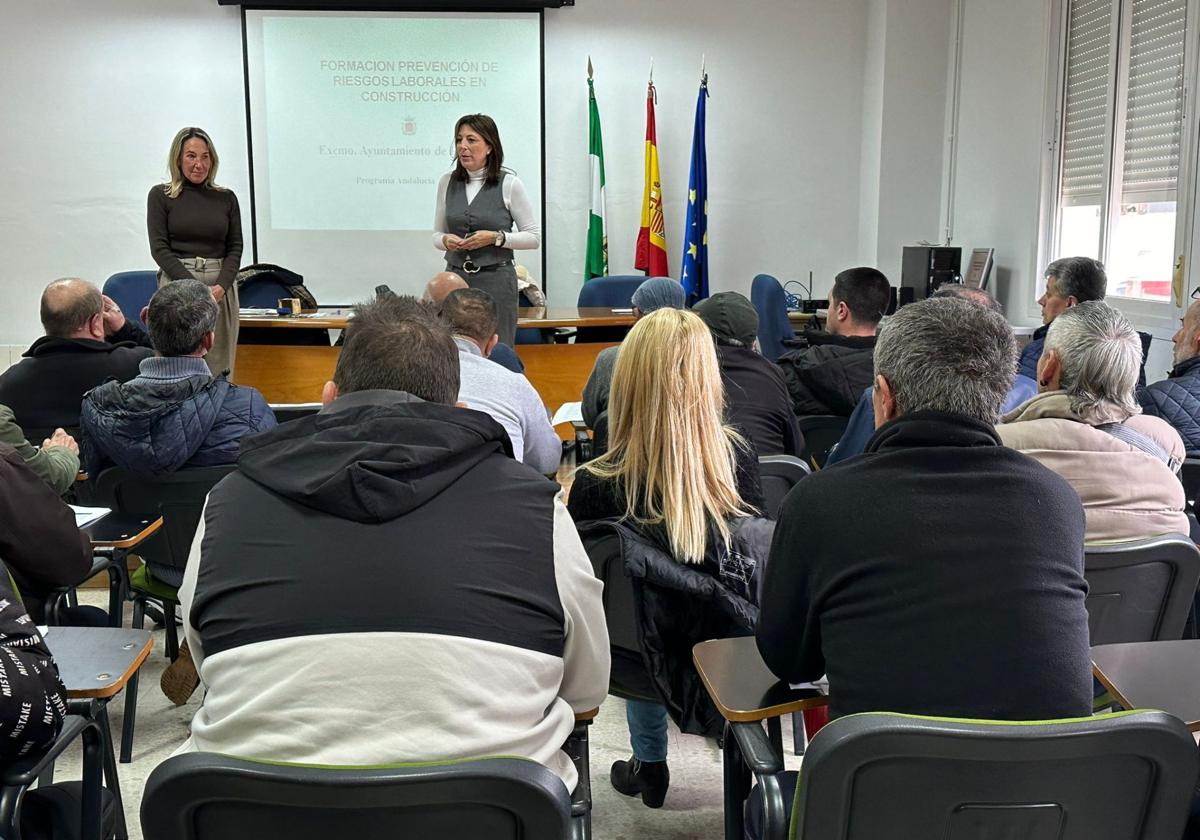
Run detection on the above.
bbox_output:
[580,308,753,564]
[163,127,225,198]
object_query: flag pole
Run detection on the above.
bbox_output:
[587,55,593,80]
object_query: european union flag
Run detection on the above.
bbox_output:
[681,76,708,304]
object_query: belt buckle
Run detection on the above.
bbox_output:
[461,257,480,275]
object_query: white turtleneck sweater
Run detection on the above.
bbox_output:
[432,167,541,251]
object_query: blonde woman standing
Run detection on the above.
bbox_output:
[567,307,764,808]
[147,127,243,379]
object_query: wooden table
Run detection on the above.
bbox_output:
[237,307,635,442]
[81,514,162,624]
[693,636,828,721]
[47,627,154,840]
[1091,640,1200,730]
[693,637,828,840]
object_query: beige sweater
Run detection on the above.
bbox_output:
[997,391,1188,544]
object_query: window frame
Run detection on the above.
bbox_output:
[1038,0,1200,337]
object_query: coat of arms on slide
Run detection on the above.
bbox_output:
[402,117,417,136]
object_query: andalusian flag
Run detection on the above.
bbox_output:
[585,60,608,280]
[634,78,669,277]
[681,72,709,303]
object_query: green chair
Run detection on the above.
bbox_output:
[737,709,1198,840]
[141,753,576,840]
[90,465,237,763]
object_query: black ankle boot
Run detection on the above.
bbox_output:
[610,757,670,808]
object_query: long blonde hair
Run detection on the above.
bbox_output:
[163,127,225,198]
[580,308,753,564]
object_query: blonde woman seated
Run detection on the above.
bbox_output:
[998,300,1188,543]
[567,308,766,809]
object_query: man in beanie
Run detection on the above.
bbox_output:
[581,277,687,428]
[693,292,804,458]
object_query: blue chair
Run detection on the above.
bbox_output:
[577,275,645,309]
[102,271,158,326]
[750,275,796,363]
[577,276,647,343]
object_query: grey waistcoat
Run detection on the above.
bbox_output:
[444,173,515,270]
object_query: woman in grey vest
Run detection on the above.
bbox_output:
[148,127,243,379]
[432,114,541,346]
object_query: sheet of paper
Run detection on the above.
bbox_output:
[789,675,830,692]
[611,308,634,314]
[69,505,110,529]
[238,308,280,316]
[551,401,585,426]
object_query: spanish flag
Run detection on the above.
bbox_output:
[634,80,669,277]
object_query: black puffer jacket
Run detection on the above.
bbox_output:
[578,516,774,737]
[777,332,876,416]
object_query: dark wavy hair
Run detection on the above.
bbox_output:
[451,114,504,184]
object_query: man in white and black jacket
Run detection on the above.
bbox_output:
[177,296,610,790]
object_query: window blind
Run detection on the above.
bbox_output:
[1061,0,1116,206]
[1120,0,1187,202]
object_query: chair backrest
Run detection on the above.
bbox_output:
[757,455,811,518]
[750,274,795,362]
[591,410,609,459]
[91,466,237,576]
[796,415,850,469]
[794,710,1197,840]
[1180,458,1200,508]
[140,752,571,840]
[269,403,322,424]
[576,275,645,309]
[102,271,158,326]
[1083,534,1200,645]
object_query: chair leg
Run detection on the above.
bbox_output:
[163,602,179,661]
[722,721,751,840]
[119,668,139,765]
[0,779,26,840]
[791,712,805,756]
[107,552,128,628]
[766,716,783,757]
[94,705,127,840]
[130,598,145,631]
[79,719,104,840]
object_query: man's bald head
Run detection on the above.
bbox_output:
[40,278,104,339]
[423,272,469,306]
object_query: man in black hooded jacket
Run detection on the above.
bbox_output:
[177,296,609,791]
[776,267,891,416]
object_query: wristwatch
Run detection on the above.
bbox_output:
[494,231,506,247]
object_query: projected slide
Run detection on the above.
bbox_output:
[244,10,543,301]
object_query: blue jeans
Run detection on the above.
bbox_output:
[626,699,668,762]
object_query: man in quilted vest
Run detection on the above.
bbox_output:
[1140,297,1200,454]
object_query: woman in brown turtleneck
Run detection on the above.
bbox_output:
[147,127,243,379]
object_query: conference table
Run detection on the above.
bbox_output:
[237,307,636,441]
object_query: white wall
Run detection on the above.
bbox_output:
[859,0,953,284]
[1,1,250,348]
[543,0,872,307]
[942,0,1054,322]
[1,0,889,348]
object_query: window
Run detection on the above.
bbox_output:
[1051,0,1189,303]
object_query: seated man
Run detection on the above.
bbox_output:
[441,289,561,474]
[1019,256,1107,380]
[1139,296,1200,454]
[581,277,686,427]
[692,292,803,458]
[177,297,609,790]
[80,279,276,476]
[826,285,1037,466]
[777,267,891,416]
[0,442,92,623]
[0,278,154,431]
[0,405,79,496]
[758,296,1092,722]
[423,271,524,374]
